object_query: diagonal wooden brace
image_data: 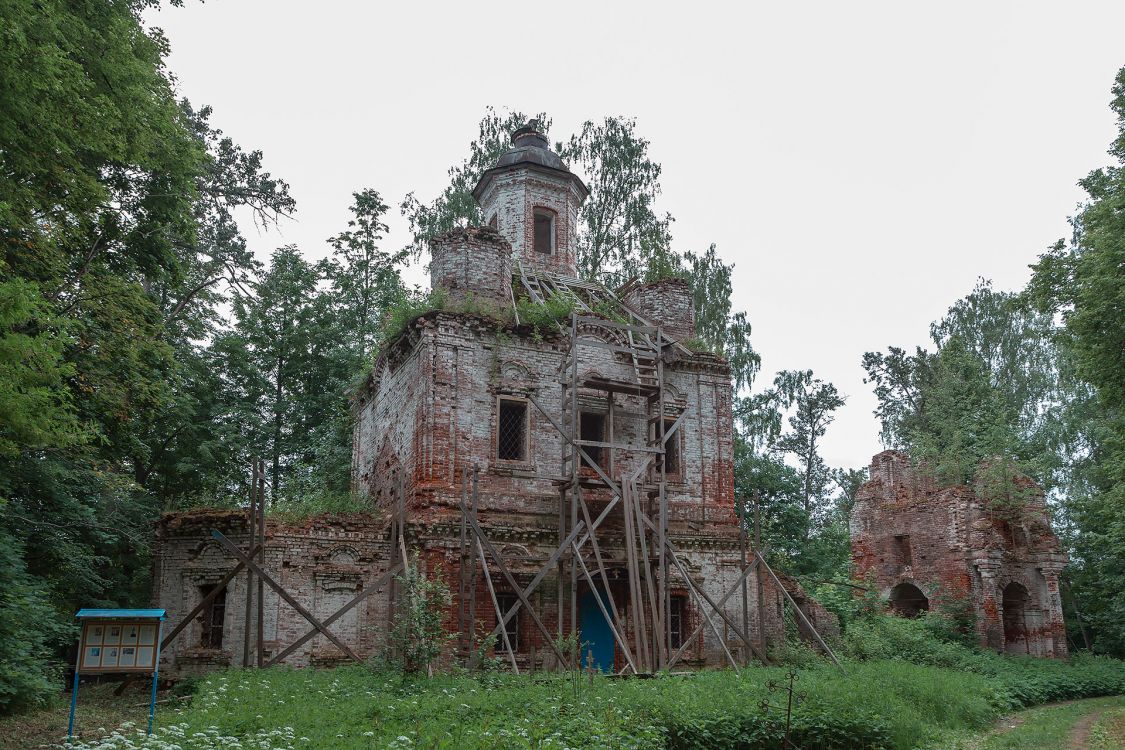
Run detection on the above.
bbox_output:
[211,530,362,664]
[755,550,844,670]
[666,555,763,670]
[460,503,572,668]
[161,543,262,652]
[267,560,404,667]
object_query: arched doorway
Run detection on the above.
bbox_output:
[888,583,929,618]
[1002,582,1030,654]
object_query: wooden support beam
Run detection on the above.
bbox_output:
[666,556,762,670]
[476,535,519,674]
[159,544,262,653]
[256,461,265,668]
[460,502,573,668]
[755,550,844,670]
[211,530,363,664]
[267,561,403,667]
[676,554,741,672]
[571,540,637,673]
[243,460,257,668]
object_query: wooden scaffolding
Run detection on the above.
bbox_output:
[451,263,841,674]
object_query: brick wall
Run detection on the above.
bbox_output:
[624,278,696,342]
[476,168,583,277]
[851,450,1069,658]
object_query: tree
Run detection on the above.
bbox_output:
[773,375,846,534]
[1026,66,1125,656]
[400,108,549,260]
[217,247,325,500]
[387,558,453,676]
[324,189,406,362]
[558,117,672,284]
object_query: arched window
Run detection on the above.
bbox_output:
[533,208,555,254]
[888,582,929,618]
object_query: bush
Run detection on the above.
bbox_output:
[0,531,68,715]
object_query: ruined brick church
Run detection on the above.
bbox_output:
[151,123,837,675]
[851,450,1069,657]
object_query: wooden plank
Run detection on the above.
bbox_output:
[574,438,663,454]
[571,540,637,673]
[159,544,262,652]
[211,530,362,664]
[242,461,258,668]
[676,555,741,672]
[476,535,519,673]
[461,506,571,667]
[755,551,844,669]
[256,462,265,667]
[573,316,659,334]
[573,490,631,667]
[666,556,761,670]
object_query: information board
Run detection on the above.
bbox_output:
[79,620,160,673]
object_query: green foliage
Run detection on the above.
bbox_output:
[400,107,550,260]
[0,528,68,715]
[378,287,449,346]
[386,559,454,675]
[57,650,1125,750]
[515,292,575,333]
[559,117,673,286]
[1026,66,1125,659]
[0,276,86,458]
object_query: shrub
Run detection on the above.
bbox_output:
[386,558,453,676]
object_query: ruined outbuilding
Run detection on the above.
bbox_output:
[851,450,1069,657]
[152,123,836,675]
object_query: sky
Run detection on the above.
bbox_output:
[145,1,1124,473]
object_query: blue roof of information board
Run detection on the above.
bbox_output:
[75,608,166,620]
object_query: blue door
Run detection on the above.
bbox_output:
[579,589,615,672]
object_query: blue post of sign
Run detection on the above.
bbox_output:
[148,620,164,735]
[66,661,81,740]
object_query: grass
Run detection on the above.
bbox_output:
[7,656,1118,750]
[1090,702,1125,749]
[0,681,183,750]
[5,616,1123,749]
[933,695,1125,749]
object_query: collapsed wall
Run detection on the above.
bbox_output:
[850,450,1069,657]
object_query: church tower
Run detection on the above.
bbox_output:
[472,121,589,277]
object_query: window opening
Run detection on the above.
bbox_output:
[533,209,554,254]
[580,412,606,469]
[1002,582,1030,654]
[663,418,680,474]
[495,592,520,652]
[198,584,226,649]
[488,213,498,229]
[669,596,686,649]
[498,399,528,461]
[893,535,913,567]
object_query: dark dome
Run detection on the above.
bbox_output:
[472,120,589,202]
[494,123,568,171]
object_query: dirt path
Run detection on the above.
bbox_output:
[1067,707,1105,749]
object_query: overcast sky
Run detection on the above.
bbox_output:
[146,1,1124,473]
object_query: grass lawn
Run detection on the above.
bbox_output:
[3,617,1123,749]
[935,695,1125,749]
[0,656,1119,750]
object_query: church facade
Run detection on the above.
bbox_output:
[151,124,835,675]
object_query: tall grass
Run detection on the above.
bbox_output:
[62,616,1125,750]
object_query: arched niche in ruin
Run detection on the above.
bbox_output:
[1002,582,1031,654]
[888,582,930,619]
